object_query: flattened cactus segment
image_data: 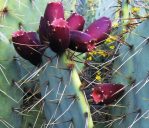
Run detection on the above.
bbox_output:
[111,19,149,128]
[0,37,22,128]
[39,49,93,128]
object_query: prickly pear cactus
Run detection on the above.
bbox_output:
[1,0,125,128]
[10,0,114,128]
[4,0,96,128]
[36,1,95,127]
[39,49,93,128]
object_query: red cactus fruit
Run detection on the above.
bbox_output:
[47,18,70,53]
[12,30,43,66]
[44,2,64,24]
[85,17,111,45]
[91,83,124,104]
[69,30,96,53]
[67,13,85,31]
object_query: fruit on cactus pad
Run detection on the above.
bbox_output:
[47,18,70,53]
[69,30,95,52]
[12,30,43,66]
[91,83,124,104]
[39,1,94,53]
[31,2,113,55]
[39,2,70,53]
[85,17,112,45]
[39,2,112,54]
[39,2,64,44]
[67,13,85,31]
[39,17,48,44]
[44,2,64,23]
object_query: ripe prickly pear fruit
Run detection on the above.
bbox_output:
[47,18,70,54]
[44,2,64,24]
[39,17,48,44]
[69,30,95,52]
[12,30,43,66]
[39,2,64,45]
[91,83,124,104]
[85,17,112,45]
[67,13,85,31]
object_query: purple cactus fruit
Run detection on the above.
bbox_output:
[85,17,112,45]
[44,2,64,24]
[91,83,124,104]
[39,17,48,44]
[67,13,85,31]
[47,18,70,54]
[12,30,43,66]
[69,30,95,53]
[39,2,64,45]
